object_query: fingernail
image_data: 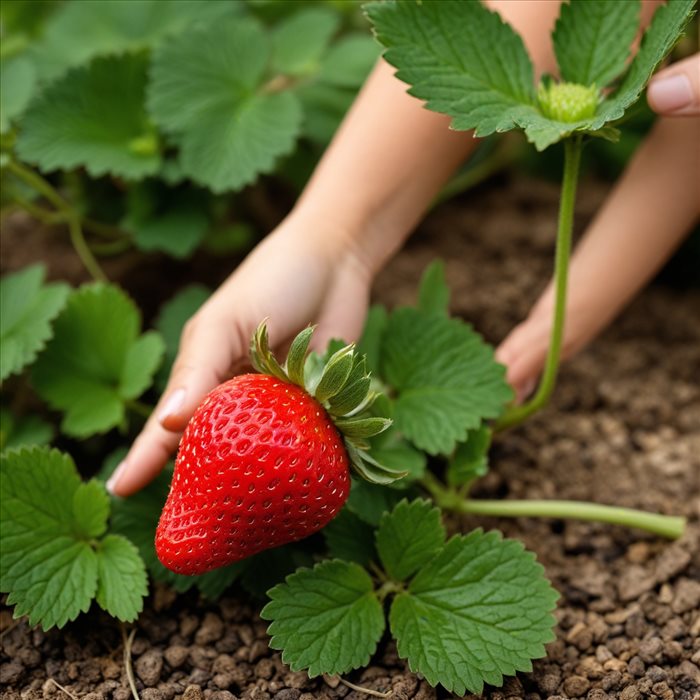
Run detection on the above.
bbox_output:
[158,388,186,423]
[648,74,693,112]
[106,460,128,495]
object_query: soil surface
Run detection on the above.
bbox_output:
[2,175,699,700]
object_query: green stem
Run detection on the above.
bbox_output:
[126,399,154,419]
[4,187,65,224]
[89,238,133,256]
[6,160,67,212]
[494,136,583,432]
[68,215,107,282]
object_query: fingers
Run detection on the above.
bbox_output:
[648,54,700,116]
[108,316,243,497]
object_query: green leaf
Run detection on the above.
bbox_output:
[322,509,377,567]
[376,499,445,581]
[0,409,53,453]
[73,480,110,539]
[0,265,69,382]
[390,531,559,695]
[262,560,385,677]
[32,284,165,437]
[366,0,536,138]
[17,54,161,180]
[0,447,100,629]
[553,0,640,87]
[195,562,248,600]
[417,260,449,317]
[272,7,340,76]
[29,0,239,82]
[381,309,513,455]
[0,55,36,134]
[446,426,491,487]
[154,285,210,391]
[346,478,406,527]
[240,547,315,600]
[318,34,380,88]
[95,535,148,622]
[298,82,356,144]
[357,305,387,375]
[148,16,302,193]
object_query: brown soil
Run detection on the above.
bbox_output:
[2,175,699,700]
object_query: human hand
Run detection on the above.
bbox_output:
[648,53,700,116]
[107,213,373,497]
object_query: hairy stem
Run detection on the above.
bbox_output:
[494,136,583,431]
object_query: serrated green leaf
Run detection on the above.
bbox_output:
[0,447,99,629]
[376,499,445,581]
[0,55,36,134]
[148,16,302,193]
[553,0,640,88]
[272,7,340,76]
[17,54,160,179]
[0,409,53,453]
[29,0,240,82]
[447,425,491,487]
[390,531,559,695]
[240,547,316,600]
[417,260,449,317]
[358,305,388,375]
[381,309,513,455]
[366,0,536,138]
[346,478,406,526]
[154,285,210,391]
[322,509,377,567]
[318,34,380,88]
[95,534,148,621]
[32,284,165,437]
[73,480,110,539]
[262,560,385,677]
[0,265,69,382]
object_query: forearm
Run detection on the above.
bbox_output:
[291,1,561,272]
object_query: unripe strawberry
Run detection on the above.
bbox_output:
[538,80,599,122]
[156,322,400,575]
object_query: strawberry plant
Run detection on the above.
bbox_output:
[0,0,695,697]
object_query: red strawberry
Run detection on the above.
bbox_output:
[156,322,402,575]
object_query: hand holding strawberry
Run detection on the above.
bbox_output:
[156,322,402,575]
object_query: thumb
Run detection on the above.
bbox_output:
[647,54,700,116]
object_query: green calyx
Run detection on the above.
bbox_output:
[250,321,405,486]
[537,80,599,122]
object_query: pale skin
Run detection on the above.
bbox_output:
[107,1,700,497]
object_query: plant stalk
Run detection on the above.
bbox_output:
[495,136,583,431]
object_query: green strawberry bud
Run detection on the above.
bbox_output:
[537,81,599,122]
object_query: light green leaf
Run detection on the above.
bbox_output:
[318,34,380,88]
[390,530,559,695]
[417,260,449,317]
[32,284,165,437]
[0,447,98,629]
[96,535,148,621]
[553,0,640,87]
[29,0,240,82]
[272,7,340,76]
[17,54,160,179]
[369,441,426,487]
[366,0,536,137]
[73,480,110,539]
[0,55,36,133]
[447,425,491,487]
[322,509,377,567]
[148,16,302,193]
[0,265,69,382]
[376,499,445,581]
[0,409,53,453]
[381,309,513,455]
[262,560,385,676]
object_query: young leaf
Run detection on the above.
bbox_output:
[553,0,640,87]
[0,55,36,134]
[0,408,53,453]
[262,560,385,677]
[272,7,340,76]
[417,259,449,317]
[0,265,69,382]
[1,448,101,629]
[376,499,445,581]
[322,508,377,567]
[32,284,164,437]
[381,309,513,455]
[446,425,491,487]
[95,535,148,622]
[390,530,559,695]
[17,55,161,180]
[366,0,536,137]
[148,16,302,193]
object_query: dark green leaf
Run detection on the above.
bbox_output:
[322,509,377,567]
